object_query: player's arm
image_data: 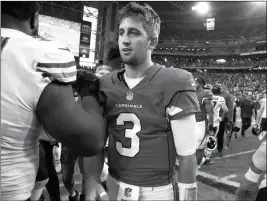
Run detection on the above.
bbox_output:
[221,102,229,121]
[36,45,106,157]
[81,93,108,200]
[170,114,197,201]
[236,140,266,200]
[225,93,234,122]
[82,151,107,200]
[255,102,265,125]
[167,71,200,200]
[203,98,214,130]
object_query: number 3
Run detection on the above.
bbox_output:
[116,113,141,157]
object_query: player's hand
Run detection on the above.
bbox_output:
[72,70,107,106]
[85,179,109,201]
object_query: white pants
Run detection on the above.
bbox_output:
[196,120,206,149]
[106,175,174,200]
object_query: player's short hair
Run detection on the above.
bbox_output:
[1,1,40,21]
[117,2,161,38]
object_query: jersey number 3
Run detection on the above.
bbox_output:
[116,113,141,157]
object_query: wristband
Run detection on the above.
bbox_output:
[245,168,261,183]
[178,182,197,201]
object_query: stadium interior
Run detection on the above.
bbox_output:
[2,1,266,201]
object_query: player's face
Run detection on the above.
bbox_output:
[118,17,150,67]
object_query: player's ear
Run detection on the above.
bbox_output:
[148,36,158,50]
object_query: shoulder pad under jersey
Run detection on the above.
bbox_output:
[159,67,196,92]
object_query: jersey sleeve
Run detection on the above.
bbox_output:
[34,40,77,108]
[36,43,77,83]
[166,72,200,120]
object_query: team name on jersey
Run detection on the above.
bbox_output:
[115,104,143,109]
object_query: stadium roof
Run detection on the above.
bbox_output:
[40,1,266,30]
[119,1,266,30]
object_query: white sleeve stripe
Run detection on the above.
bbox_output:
[57,76,76,83]
[36,66,77,74]
[36,69,76,81]
[36,60,76,69]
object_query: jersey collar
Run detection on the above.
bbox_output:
[112,63,162,84]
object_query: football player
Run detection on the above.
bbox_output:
[194,76,214,167]
[204,84,228,164]
[253,90,266,141]
[235,137,266,201]
[213,83,233,157]
[82,2,200,201]
[1,2,106,200]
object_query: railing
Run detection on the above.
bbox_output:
[157,36,266,47]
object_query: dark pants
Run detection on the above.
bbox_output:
[241,117,252,135]
[256,187,266,201]
[36,141,61,201]
[217,120,226,153]
[61,145,82,195]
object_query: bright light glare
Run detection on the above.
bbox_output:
[192,2,210,15]
[254,1,265,5]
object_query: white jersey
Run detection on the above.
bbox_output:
[1,28,76,200]
[235,106,242,128]
[259,98,266,118]
[212,95,226,127]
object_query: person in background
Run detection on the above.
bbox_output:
[53,143,62,174]
[240,94,255,137]
[106,44,124,71]
[31,130,61,201]
[194,76,214,166]
[235,137,266,201]
[214,83,234,157]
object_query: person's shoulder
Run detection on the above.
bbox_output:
[222,90,233,100]
[161,67,193,81]
[199,90,213,100]
[34,36,70,52]
[203,90,213,97]
[100,70,121,88]
[159,67,195,91]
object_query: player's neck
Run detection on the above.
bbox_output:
[124,59,154,79]
[1,16,31,35]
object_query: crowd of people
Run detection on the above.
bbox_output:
[1,2,266,201]
[192,72,266,97]
[152,55,267,68]
[154,45,266,55]
[159,24,266,45]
